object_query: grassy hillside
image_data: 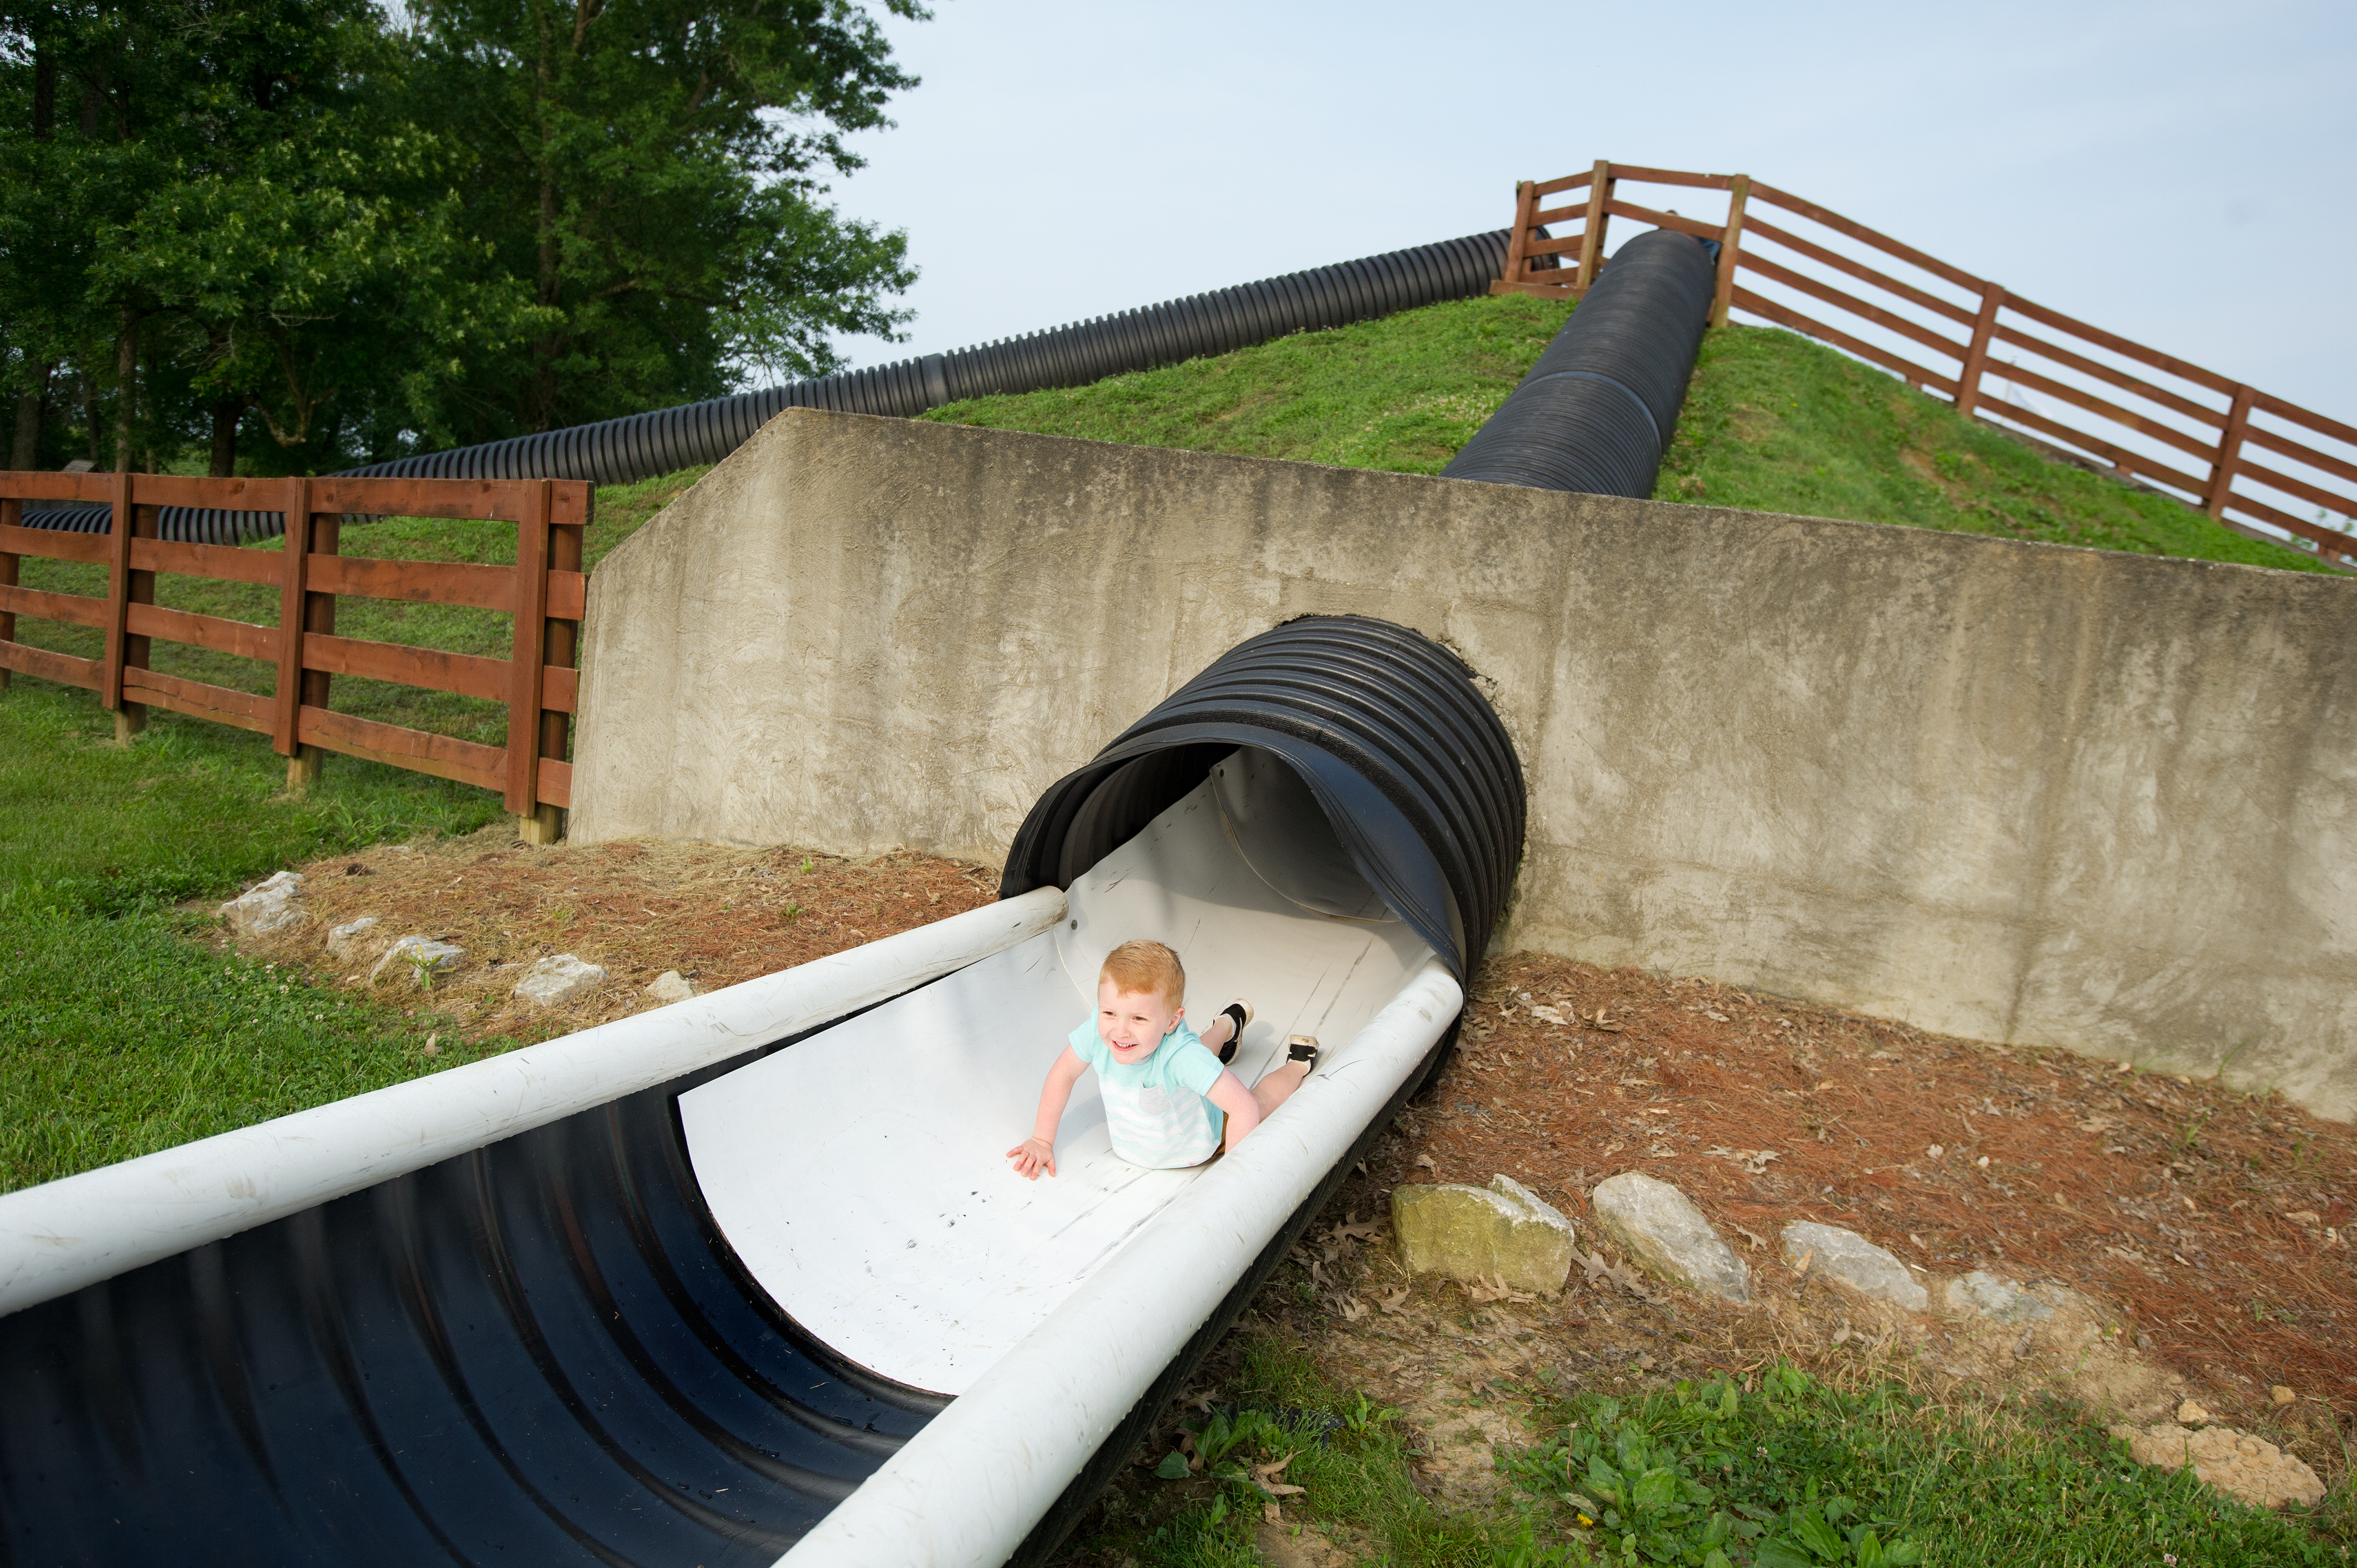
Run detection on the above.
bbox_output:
[925,297,2327,574]
[1664,327,2326,570]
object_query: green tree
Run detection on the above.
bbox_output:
[406,0,924,440]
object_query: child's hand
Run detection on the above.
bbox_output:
[1007,1135,1057,1180]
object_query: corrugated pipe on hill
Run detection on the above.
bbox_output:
[25,228,1532,544]
[1441,228,1718,498]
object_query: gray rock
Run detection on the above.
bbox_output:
[1781,1221,1928,1311]
[1943,1269,2054,1323]
[1392,1174,1576,1293]
[370,936,466,988]
[325,916,382,961]
[644,969,699,1005]
[514,953,608,1007]
[219,871,307,936]
[1589,1172,1749,1302]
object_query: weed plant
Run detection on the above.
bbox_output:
[1504,1365,2348,1567]
[1085,1343,2348,1567]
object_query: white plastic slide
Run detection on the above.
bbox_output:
[683,748,1437,1397]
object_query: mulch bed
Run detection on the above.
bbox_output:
[235,828,1001,1042]
[1392,953,2355,1425]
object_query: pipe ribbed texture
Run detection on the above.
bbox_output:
[1440,228,1716,498]
[1001,615,1526,983]
[23,230,1516,543]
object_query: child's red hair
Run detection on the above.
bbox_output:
[1100,940,1184,1005]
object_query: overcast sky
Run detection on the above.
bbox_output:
[817,0,2353,421]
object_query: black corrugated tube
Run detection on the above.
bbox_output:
[996,613,1524,1566]
[23,229,1522,543]
[0,1053,944,1564]
[1000,614,1526,983]
[1440,228,1717,498]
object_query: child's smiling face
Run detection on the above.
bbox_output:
[1097,979,1183,1065]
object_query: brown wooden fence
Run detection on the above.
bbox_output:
[0,472,586,839]
[1496,161,2357,569]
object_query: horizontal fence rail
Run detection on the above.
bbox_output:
[0,472,586,832]
[1494,161,2357,569]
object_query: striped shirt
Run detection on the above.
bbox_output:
[1068,1019,1226,1168]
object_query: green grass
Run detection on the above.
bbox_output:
[0,468,704,1192]
[1497,1366,2350,1567]
[0,680,518,1192]
[10,466,708,744]
[1077,1349,2351,1567]
[1087,1337,1524,1567]
[923,296,2327,575]
[922,293,1577,475]
[1659,328,2328,572]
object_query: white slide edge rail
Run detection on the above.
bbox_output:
[776,958,1463,1568]
[0,886,1069,1319]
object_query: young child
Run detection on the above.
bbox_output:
[1006,938,1319,1179]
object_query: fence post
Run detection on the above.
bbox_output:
[2204,385,2255,519]
[1954,282,2006,419]
[1710,175,1750,328]
[531,486,587,846]
[272,476,317,783]
[101,470,141,742]
[508,479,555,841]
[1576,159,1613,292]
[1501,180,1535,291]
[117,494,159,745]
[288,509,339,794]
[0,492,17,694]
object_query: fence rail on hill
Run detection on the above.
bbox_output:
[0,472,586,838]
[1496,161,2357,569]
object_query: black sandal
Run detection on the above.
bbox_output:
[1215,999,1254,1064]
[1286,1034,1320,1072]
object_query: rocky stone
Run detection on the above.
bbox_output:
[369,936,466,987]
[2270,1385,2296,1406]
[219,871,307,936]
[1588,1172,1749,1302]
[325,916,382,961]
[645,969,699,1005]
[1392,1174,1576,1294]
[1780,1221,1928,1311]
[1943,1270,2054,1323]
[513,953,608,1007]
[2177,1399,2214,1426]
[2108,1422,2326,1509]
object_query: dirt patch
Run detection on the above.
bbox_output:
[219,825,999,1041]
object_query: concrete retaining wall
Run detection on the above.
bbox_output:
[573,409,2357,1121]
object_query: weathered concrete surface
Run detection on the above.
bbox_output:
[573,409,2357,1120]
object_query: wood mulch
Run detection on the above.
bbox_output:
[228,826,1000,1045]
[1391,953,2355,1430]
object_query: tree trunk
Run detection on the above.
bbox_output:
[208,396,243,477]
[11,365,48,469]
[113,311,138,472]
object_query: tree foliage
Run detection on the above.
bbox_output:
[0,0,922,474]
